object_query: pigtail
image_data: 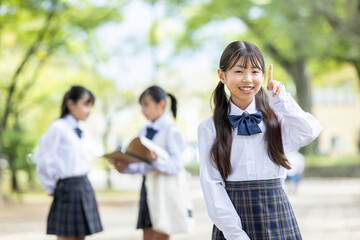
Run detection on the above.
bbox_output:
[60,90,71,118]
[255,87,291,169]
[210,82,233,182]
[167,93,177,119]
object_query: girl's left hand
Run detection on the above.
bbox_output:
[148,151,158,161]
[108,158,129,172]
[267,64,283,97]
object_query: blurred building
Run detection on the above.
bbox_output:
[313,84,360,155]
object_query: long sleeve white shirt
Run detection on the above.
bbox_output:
[198,86,323,240]
[35,114,91,195]
[124,113,186,175]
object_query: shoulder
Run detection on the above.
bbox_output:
[39,119,66,143]
[198,115,215,133]
[47,118,67,132]
[167,121,183,138]
[44,118,72,138]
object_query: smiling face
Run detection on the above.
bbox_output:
[218,57,264,110]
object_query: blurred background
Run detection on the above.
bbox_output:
[0,0,359,239]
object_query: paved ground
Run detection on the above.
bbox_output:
[1,177,360,240]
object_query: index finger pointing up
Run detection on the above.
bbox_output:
[268,64,273,84]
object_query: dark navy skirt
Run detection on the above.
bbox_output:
[47,176,103,237]
[212,179,302,240]
[137,176,152,229]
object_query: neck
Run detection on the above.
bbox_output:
[231,96,253,111]
[151,112,164,122]
[70,113,79,122]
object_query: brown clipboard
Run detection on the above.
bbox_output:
[103,137,156,164]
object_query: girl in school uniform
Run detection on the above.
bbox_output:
[36,86,103,240]
[111,85,186,240]
[197,41,322,240]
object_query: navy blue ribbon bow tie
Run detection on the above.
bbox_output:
[74,127,83,139]
[146,127,158,140]
[229,111,263,136]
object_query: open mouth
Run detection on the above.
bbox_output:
[239,86,254,91]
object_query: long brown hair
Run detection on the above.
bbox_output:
[210,41,290,182]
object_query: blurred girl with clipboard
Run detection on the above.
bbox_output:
[109,85,192,240]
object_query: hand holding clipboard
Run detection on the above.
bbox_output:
[103,137,169,172]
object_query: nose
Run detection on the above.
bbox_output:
[242,72,252,83]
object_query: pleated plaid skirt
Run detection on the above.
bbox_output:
[47,176,103,237]
[137,176,152,229]
[212,179,302,240]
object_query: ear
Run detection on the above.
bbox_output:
[159,99,166,109]
[217,69,226,84]
[66,99,75,111]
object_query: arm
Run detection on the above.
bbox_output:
[267,64,322,153]
[120,126,156,175]
[151,127,185,174]
[35,124,62,195]
[198,123,250,240]
[268,85,323,153]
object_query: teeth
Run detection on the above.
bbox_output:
[240,87,253,90]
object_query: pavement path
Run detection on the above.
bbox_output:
[1,177,360,240]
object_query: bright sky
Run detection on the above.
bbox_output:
[95,0,246,90]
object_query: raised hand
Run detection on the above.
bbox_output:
[267,64,283,97]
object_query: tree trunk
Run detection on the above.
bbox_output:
[8,155,18,192]
[264,45,312,112]
[351,60,360,86]
[102,129,112,189]
[284,58,312,113]
[102,109,113,189]
[1,2,56,129]
[283,58,317,154]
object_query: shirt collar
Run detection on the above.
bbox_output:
[64,114,79,128]
[147,113,172,130]
[229,97,257,115]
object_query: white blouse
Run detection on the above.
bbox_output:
[124,113,186,175]
[35,114,91,195]
[198,86,323,240]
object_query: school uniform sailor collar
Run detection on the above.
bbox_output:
[229,97,257,115]
[147,113,172,131]
[64,114,79,129]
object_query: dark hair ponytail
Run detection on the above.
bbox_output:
[211,41,290,182]
[210,82,233,180]
[139,85,177,118]
[255,88,290,169]
[166,93,177,118]
[60,86,95,118]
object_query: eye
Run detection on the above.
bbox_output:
[235,70,243,73]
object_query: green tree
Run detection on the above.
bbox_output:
[312,0,360,85]
[171,0,334,114]
[157,0,340,153]
[0,0,124,192]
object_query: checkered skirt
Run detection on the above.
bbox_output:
[212,179,302,240]
[47,176,103,237]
